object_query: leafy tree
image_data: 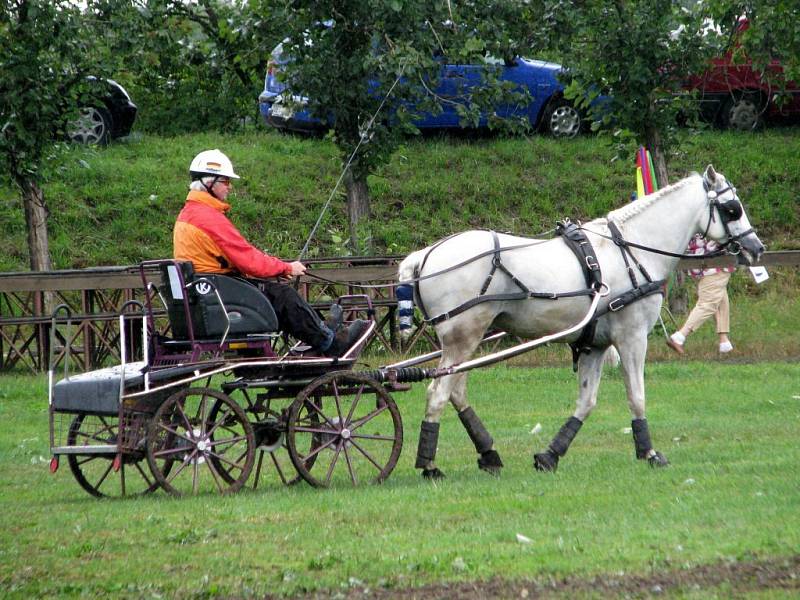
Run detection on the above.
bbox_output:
[102,0,283,135]
[706,1,800,97]
[260,0,537,252]
[544,0,722,187]
[0,0,115,271]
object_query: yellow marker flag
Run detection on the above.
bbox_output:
[636,167,645,200]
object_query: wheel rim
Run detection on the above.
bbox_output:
[66,414,158,498]
[146,388,254,496]
[68,107,108,144]
[727,98,759,131]
[287,372,403,488]
[549,105,581,138]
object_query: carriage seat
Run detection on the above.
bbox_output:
[51,362,198,415]
[160,261,279,341]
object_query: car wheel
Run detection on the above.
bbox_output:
[721,93,763,131]
[68,106,112,145]
[542,98,582,138]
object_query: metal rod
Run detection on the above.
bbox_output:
[384,331,507,370]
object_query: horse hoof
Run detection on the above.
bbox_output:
[422,467,445,480]
[477,450,503,476]
[534,451,558,472]
[648,451,669,468]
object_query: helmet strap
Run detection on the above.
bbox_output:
[202,176,222,199]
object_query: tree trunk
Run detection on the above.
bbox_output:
[644,123,669,190]
[344,170,371,254]
[643,123,686,316]
[20,177,52,272]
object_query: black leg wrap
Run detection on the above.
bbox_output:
[422,467,446,480]
[534,450,559,472]
[631,418,652,460]
[477,449,503,475]
[458,407,494,455]
[549,416,583,457]
[415,421,440,469]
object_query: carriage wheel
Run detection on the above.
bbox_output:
[206,396,312,488]
[66,414,158,498]
[146,388,255,496]
[286,372,403,488]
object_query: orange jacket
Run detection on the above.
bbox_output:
[173,190,292,278]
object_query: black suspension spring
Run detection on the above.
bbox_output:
[361,367,432,383]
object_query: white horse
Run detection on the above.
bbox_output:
[398,166,764,478]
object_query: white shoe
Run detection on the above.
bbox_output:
[719,341,733,353]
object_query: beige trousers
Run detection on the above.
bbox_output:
[683,271,731,334]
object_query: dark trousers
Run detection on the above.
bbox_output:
[252,279,328,349]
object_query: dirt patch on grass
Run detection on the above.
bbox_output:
[299,555,800,599]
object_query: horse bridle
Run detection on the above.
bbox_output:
[700,181,754,256]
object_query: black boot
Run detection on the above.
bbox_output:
[325,319,370,357]
[324,303,344,332]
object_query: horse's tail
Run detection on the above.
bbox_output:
[397,249,426,339]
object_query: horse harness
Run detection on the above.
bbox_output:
[413,224,665,370]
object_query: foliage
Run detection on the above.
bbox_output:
[97,0,283,134]
[3,127,800,272]
[256,1,541,249]
[0,1,112,185]
[542,0,725,180]
[707,1,800,102]
[0,362,798,596]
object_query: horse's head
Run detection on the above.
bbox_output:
[701,165,765,265]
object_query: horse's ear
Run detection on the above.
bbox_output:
[703,164,717,185]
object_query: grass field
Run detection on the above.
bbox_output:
[1,361,798,598]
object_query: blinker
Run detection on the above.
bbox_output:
[720,199,743,221]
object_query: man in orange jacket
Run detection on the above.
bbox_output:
[173,149,367,356]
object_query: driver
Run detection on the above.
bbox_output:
[173,149,368,357]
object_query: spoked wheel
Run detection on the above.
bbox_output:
[287,372,403,488]
[146,388,255,496]
[67,414,158,498]
[207,395,312,488]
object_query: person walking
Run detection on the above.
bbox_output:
[667,233,735,355]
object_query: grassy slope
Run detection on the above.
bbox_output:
[0,363,798,597]
[0,127,798,271]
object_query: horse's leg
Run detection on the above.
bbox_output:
[415,321,488,480]
[617,334,669,467]
[415,378,447,479]
[534,347,606,472]
[449,372,504,476]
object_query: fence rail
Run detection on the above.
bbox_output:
[1,251,797,373]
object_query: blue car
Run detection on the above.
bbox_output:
[259,43,592,138]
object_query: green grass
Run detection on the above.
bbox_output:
[1,362,798,597]
[0,127,798,271]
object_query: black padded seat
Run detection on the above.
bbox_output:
[160,262,279,340]
[52,362,199,415]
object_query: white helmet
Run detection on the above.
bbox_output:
[189,149,240,180]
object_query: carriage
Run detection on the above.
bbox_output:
[48,259,408,497]
[48,166,764,497]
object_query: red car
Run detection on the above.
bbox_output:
[685,23,800,130]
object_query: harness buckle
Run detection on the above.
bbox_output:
[492,256,502,267]
[608,298,624,312]
[585,256,599,271]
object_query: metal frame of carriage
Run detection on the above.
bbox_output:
[48,258,603,498]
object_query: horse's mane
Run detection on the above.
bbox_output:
[605,173,701,224]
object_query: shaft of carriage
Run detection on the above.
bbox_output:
[364,289,605,384]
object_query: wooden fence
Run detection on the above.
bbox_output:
[1,251,797,373]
